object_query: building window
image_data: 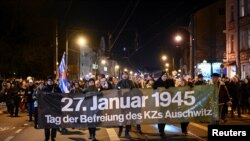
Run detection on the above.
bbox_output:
[219,8,225,15]
[240,29,248,50]
[240,0,245,17]
[230,5,234,21]
[230,34,234,53]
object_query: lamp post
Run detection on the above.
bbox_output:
[174,34,182,72]
[66,30,88,80]
[161,55,167,70]
[77,36,87,79]
[174,33,194,78]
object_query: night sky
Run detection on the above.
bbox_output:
[0,0,217,77]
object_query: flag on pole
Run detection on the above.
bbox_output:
[59,52,69,93]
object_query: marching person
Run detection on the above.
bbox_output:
[43,76,61,141]
[211,73,231,124]
[70,81,84,93]
[25,79,35,121]
[153,71,175,138]
[85,78,98,141]
[116,71,142,138]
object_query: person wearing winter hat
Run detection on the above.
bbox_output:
[153,70,175,138]
[43,75,61,141]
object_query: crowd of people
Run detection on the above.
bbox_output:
[0,71,250,141]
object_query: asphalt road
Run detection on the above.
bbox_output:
[1,103,250,141]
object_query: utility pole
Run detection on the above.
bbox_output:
[190,14,195,79]
[55,22,59,79]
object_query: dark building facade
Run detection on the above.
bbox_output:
[225,0,250,79]
[192,0,226,75]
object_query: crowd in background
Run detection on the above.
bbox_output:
[0,72,250,140]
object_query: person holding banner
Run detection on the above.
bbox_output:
[85,78,99,141]
[116,71,142,138]
[153,71,175,138]
[43,76,61,141]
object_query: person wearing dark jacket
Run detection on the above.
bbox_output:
[153,71,175,138]
[43,76,61,141]
[25,79,35,121]
[9,83,21,117]
[85,78,99,141]
[116,71,142,138]
[211,73,231,124]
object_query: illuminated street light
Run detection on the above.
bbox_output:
[161,55,167,61]
[101,59,106,65]
[130,71,133,75]
[175,35,182,42]
[77,36,87,47]
[115,65,120,70]
[124,68,128,72]
[165,63,169,67]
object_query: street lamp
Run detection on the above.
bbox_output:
[161,55,167,61]
[161,55,167,70]
[66,30,88,80]
[130,71,133,75]
[175,35,182,43]
[101,59,106,65]
[77,36,87,47]
[165,63,169,67]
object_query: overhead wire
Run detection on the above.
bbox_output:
[128,0,211,60]
[111,0,133,36]
[109,0,140,51]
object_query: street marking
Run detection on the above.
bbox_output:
[106,128,120,141]
[241,114,250,118]
[190,122,208,131]
[15,129,22,133]
[188,131,206,141]
[4,136,14,141]
[0,127,9,132]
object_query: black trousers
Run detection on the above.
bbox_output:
[158,123,165,133]
[119,125,131,133]
[88,127,96,138]
[119,124,141,133]
[180,122,189,133]
[9,103,19,116]
[44,128,57,140]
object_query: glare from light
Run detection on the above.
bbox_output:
[130,71,133,75]
[152,124,181,133]
[77,36,87,47]
[115,65,120,69]
[101,59,106,65]
[161,55,167,61]
[175,35,182,42]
